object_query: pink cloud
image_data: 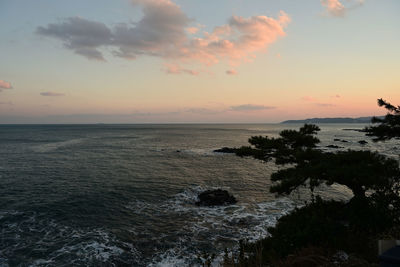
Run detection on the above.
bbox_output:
[321,0,346,17]
[180,11,290,67]
[37,0,290,75]
[321,0,365,17]
[186,27,199,34]
[301,96,316,102]
[315,103,336,107]
[0,80,12,90]
[226,70,238,75]
[40,91,65,96]
[164,64,199,75]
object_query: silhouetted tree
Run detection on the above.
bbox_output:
[229,118,400,266]
[236,124,320,165]
[365,98,400,141]
[236,124,400,200]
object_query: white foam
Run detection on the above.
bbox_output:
[149,186,297,266]
[1,211,141,266]
[125,199,154,213]
[149,250,190,267]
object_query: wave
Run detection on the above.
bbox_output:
[0,210,141,266]
[30,138,85,153]
[126,186,296,266]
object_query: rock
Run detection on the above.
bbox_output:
[326,145,342,149]
[358,140,368,145]
[342,128,365,132]
[196,189,237,206]
[213,147,237,153]
[334,138,348,143]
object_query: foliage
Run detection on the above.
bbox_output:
[230,197,396,266]
[365,98,400,141]
[236,124,400,200]
[224,99,400,266]
[236,124,320,164]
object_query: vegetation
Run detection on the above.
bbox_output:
[223,99,400,266]
[236,124,400,201]
[365,98,400,141]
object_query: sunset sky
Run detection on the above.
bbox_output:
[0,0,399,123]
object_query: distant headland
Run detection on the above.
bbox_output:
[281,116,382,124]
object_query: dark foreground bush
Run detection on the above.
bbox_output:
[225,196,399,266]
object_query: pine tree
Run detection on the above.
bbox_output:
[365,98,400,141]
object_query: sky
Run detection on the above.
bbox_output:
[0,0,399,123]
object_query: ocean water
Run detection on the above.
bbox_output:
[0,124,398,266]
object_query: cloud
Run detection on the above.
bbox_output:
[164,64,199,75]
[231,104,275,111]
[302,96,338,106]
[181,11,290,69]
[36,0,290,74]
[36,17,112,61]
[321,0,346,17]
[185,108,223,115]
[226,70,238,75]
[113,0,191,60]
[301,96,316,102]
[0,101,13,105]
[40,91,65,97]
[0,80,12,90]
[321,0,365,17]
[315,103,336,107]
[186,27,199,34]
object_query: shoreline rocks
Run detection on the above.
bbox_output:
[196,189,237,206]
[334,138,349,143]
[326,145,342,149]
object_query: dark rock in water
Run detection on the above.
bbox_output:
[340,140,349,143]
[358,140,368,145]
[334,138,341,142]
[326,145,342,149]
[213,147,237,153]
[176,150,181,152]
[196,189,237,206]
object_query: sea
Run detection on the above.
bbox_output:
[0,123,398,266]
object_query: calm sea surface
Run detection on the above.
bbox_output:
[0,124,398,266]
